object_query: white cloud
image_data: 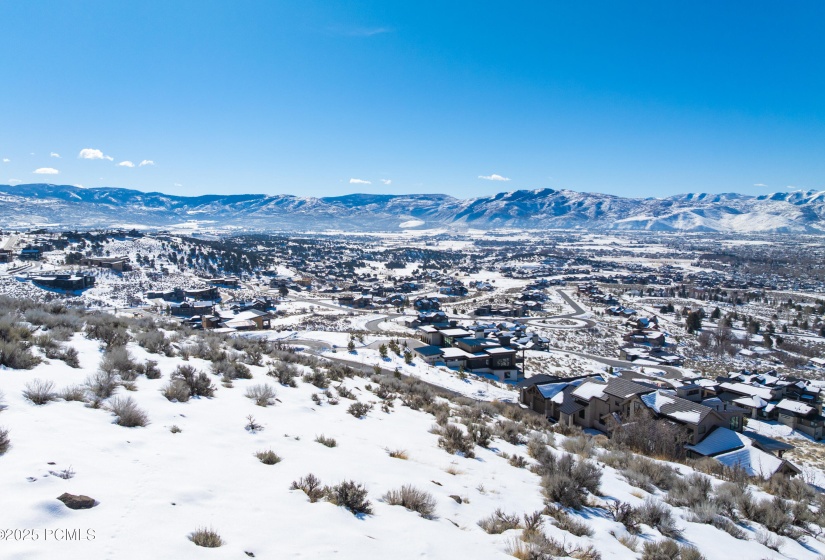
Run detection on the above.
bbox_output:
[50,152,61,158]
[381,179,392,185]
[118,161,135,168]
[753,183,767,187]
[78,148,114,161]
[173,183,182,187]
[2,158,9,163]
[9,178,21,185]
[478,173,510,181]
[33,167,59,174]
[139,160,155,167]
[349,178,371,185]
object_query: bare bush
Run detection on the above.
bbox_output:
[100,346,139,380]
[303,368,330,388]
[383,485,437,519]
[135,330,173,356]
[162,379,191,402]
[315,434,337,448]
[211,358,251,380]
[641,539,680,560]
[188,527,223,548]
[468,422,493,448]
[109,396,149,427]
[437,423,475,458]
[546,505,594,537]
[326,480,372,515]
[268,362,298,387]
[23,379,57,405]
[496,419,526,445]
[388,449,409,460]
[562,435,594,457]
[620,455,678,492]
[172,364,215,397]
[540,454,601,509]
[255,449,281,465]
[85,315,130,348]
[144,360,161,379]
[290,473,325,502]
[0,340,42,369]
[636,498,682,538]
[756,531,782,551]
[667,473,712,508]
[478,508,522,534]
[86,370,119,400]
[607,500,641,534]
[60,384,87,402]
[61,346,80,368]
[347,401,372,418]
[245,384,277,407]
[0,427,9,454]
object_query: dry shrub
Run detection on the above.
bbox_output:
[109,396,149,427]
[478,508,521,534]
[290,473,325,502]
[0,427,9,454]
[315,434,337,447]
[23,379,57,405]
[383,485,437,519]
[347,401,372,418]
[326,480,372,515]
[255,449,281,465]
[188,527,223,548]
[437,423,475,458]
[245,383,277,407]
[172,364,215,397]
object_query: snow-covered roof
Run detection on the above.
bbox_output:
[571,382,607,401]
[685,427,750,457]
[715,447,785,479]
[441,347,472,359]
[718,382,775,401]
[441,328,472,337]
[641,390,675,413]
[733,396,768,409]
[485,346,515,355]
[536,382,569,400]
[642,390,714,425]
[775,399,815,416]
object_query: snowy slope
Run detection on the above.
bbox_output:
[1,331,824,559]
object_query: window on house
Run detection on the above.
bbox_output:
[578,410,585,419]
[730,416,741,431]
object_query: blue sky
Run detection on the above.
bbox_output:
[1,1,824,199]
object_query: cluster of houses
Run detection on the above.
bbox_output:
[176,298,276,332]
[147,286,221,303]
[577,283,619,306]
[520,368,823,478]
[703,371,824,440]
[618,316,684,366]
[408,320,552,382]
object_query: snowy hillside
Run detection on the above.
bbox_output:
[1,184,824,232]
[1,301,824,559]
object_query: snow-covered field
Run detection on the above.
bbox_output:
[2,330,824,560]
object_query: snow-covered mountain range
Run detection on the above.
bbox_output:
[2,184,824,233]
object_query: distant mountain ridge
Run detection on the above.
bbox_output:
[1,183,824,233]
